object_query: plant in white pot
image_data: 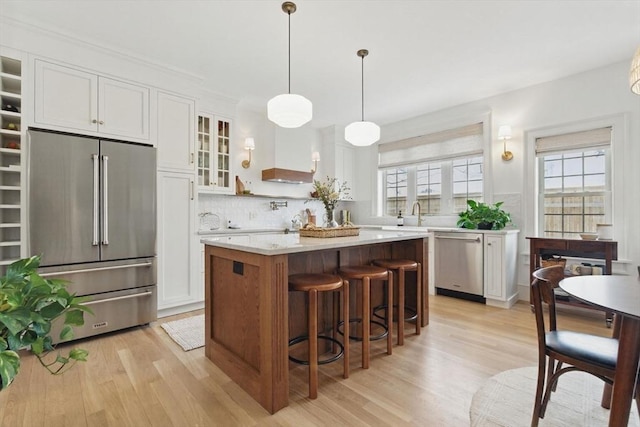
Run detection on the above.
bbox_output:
[0,256,91,390]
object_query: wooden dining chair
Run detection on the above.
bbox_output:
[530,265,621,426]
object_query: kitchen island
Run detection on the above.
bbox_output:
[201,229,429,414]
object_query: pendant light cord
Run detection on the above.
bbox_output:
[361,54,365,121]
[287,9,291,94]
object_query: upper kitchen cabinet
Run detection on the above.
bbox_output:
[197,113,233,194]
[321,127,357,199]
[157,91,196,172]
[34,60,150,143]
[335,143,355,199]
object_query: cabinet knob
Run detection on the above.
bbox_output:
[99,120,104,125]
[92,119,98,124]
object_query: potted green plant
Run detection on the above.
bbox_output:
[0,256,91,390]
[457,200,513,230]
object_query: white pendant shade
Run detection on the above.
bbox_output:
[267,93,313,128]
[630,46,640,95]
[345,121,380,146]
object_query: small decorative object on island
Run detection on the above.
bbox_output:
[0,256,91,390]
[457,199,512,230]
[308,176,351,228]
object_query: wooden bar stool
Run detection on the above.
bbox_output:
[288,273,349,399]
[338,265,392,369]
[372,259,421,346]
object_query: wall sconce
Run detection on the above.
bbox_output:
[311,151,320,173]
[498,125,513,161]
[242,137,255,168]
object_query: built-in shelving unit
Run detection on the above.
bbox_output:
[0,54,23,269]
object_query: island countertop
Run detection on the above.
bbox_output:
[200,228,430,256]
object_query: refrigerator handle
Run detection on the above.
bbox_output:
[92,154,99,246]
[102,155,109,245]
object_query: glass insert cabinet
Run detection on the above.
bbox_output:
[197,113,233,194]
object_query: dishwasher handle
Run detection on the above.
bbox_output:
[434,235,482,243]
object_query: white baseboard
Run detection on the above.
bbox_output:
[157,301,204,318]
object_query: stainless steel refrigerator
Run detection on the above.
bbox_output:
[28,129,157,341]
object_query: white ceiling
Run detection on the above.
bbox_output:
[2,0,639,128]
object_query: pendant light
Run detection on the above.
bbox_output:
[345,49,380,147]
[267,2,312,128]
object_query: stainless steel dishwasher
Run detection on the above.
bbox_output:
[434,231,485,302]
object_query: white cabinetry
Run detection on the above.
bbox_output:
[34,60,150,142]
[321,126,357,199]
[157,172,199,311]
[197,113,233,193]
[157,91,195,172]
[0,52,24,271]
[335,143,355,199]
[483,231,519,308]
[156,91,200,316]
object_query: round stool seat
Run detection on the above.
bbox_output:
[339,265,389,281]
[373,259,418,271]
[289,273,343,292]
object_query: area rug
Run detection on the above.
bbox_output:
[470,366,639,426]
[160,314,204,351]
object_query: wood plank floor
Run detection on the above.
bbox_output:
[0,295,610,427]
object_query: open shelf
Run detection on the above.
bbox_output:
[0,53,23,269]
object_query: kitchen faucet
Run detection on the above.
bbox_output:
[411,201,423,227]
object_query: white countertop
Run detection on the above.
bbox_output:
[201,228,430,256]
[197,228,283,235]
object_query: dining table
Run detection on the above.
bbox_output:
[560,274,640,427]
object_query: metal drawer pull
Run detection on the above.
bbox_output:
[434,236,481,242]
[40,262,153,277]
[83,291,153,306]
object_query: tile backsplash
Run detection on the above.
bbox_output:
[198,194,343,231]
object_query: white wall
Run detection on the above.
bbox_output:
[352,60,640,294]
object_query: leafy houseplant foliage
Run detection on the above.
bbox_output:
[0,256,91,390]
[456,200,512,230]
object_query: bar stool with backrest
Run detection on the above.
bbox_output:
[338,265,392,369]
[372,259,421,345]
[288,273,349,399]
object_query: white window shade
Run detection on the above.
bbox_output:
[378,123,483,168]
[535,127,611,155]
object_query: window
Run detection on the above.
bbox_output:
[379,122,485,216]
[384,156,482,216]
[452,156,483,212]
[536,127,611,239]
[385,167,407,216]
[416,163,442,214]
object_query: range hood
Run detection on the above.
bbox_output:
[261,168,313,184]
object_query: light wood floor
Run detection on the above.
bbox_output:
[0,295,611,427]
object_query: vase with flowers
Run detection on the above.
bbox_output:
[308,177,351,228]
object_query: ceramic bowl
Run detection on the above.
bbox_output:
[579,233,598,240]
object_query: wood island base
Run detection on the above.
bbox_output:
[203,235,428,413]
